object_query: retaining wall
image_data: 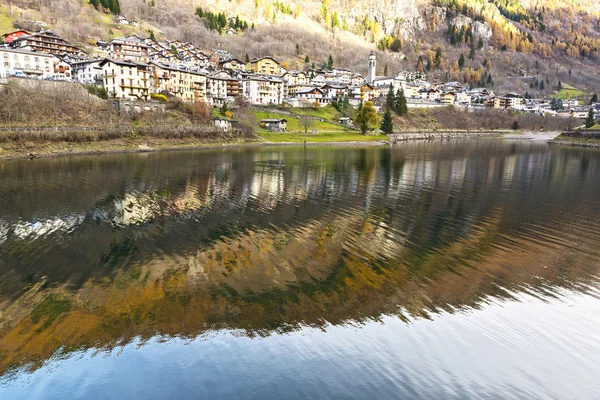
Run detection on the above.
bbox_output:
[388,130,508,142]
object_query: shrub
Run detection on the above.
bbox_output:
[151,93,168,103]
[85,84,108,100]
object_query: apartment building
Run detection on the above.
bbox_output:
[10,30,84,57]
[242,75,284,105]
[101,59,151,101]
[0,48,56,78]
[151,63,207,103]
[206,71,240,106]
[107,36,149,63]
[247,57,286,76]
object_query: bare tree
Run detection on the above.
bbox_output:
[299,116,314,134]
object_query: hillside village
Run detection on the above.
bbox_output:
[0,23,598,131]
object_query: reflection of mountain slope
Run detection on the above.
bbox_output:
[0,205,598,376]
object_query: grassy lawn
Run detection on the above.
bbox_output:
[253,110,349,133]
[258,131,389,143]
[555,83,585,100]
[289,105,340,120]
[0,5,15,33]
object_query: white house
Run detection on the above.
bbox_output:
[372,75,407,92]
[454,91,472,104]
[213,117,233,131]
[71,59,103,84]
[294,87,329,107]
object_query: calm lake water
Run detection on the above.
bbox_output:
[0,139,599,399]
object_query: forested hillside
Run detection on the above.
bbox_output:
[1,0,600,94]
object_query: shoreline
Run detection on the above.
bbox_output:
[548,139,600,149]
[0,130,569,161]
[0,138,394,161]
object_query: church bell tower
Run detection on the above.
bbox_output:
[367,51,376,85]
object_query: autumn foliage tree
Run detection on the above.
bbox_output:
[354,101,381,134]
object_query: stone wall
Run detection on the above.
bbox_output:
[111,100,166,114]
[388,130,508,142]
[561,131,600,140]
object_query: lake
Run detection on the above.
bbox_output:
[0,139,599,399]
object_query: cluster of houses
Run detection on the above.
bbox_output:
[1,26,599,121]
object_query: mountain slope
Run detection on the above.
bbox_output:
[2,0,600,96]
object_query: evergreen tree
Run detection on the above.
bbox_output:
[384,64,388,76]
[477,37,484,49]
[218,12,227,28]
[416,55,423,72]
[589,94,598,104]
[386,86,395,110]
[557,81,562,90]
[394,88,408,116]
[540,80,545,90]
[327,55,334,70]
[304,55,309,63]
[469,41,475,59]
[149,30,156,41]
[295,43,300,56]
[380,110,394,135]
[245,53,250,62]
[458,53,465,69]
[586,107,596,128]
[342,95,349,110]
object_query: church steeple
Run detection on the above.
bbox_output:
[367,51,376,85]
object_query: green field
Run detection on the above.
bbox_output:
[288,105,341,120]
[555,83,586,100]
[258,131,389,143]
[0,5,15,33]
[253,110,349,133]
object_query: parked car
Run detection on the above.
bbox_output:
[47,73,70,81]
[9,71,27,78]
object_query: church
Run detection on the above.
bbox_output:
[367,51,407,93]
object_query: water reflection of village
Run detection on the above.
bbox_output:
[0,141,599,376]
